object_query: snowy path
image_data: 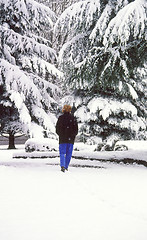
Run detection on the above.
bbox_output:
[0,148,147,240]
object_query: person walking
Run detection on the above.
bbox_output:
[56,105,78,172]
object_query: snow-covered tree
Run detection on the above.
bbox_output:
[54,0,147,145]
[0,99,23,149]
[0,0,63,145]
[36,0,83,16]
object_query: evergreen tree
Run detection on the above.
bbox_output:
[0,0,63,145]
[36,0,83,16]
[54,0,147,145]
[0,102,22,149]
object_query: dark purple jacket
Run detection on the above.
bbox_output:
[56,112,78,144]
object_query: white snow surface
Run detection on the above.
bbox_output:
[0,143,147,240]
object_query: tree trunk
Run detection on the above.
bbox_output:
[8,132,16,149]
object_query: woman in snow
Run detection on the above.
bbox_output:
[56,105,78,172]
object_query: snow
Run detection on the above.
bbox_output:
[58,33,86,64]
[0,58,60,137]
[103,0,146,47]
[0,0,147,237]
[1,0,56,28]
[54,0,100,31]
[127,83,138,100]
[114,140,147,151]
[31,106,56,134]
[1,59,41,104]
[25,138,58,152]
[14,138,147,168]
[90,3,112,42]
[75,105,91,122]
[87,97,138,120]
[0,144,147,240]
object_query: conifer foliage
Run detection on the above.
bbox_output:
[0,0,62,140]
[54,0,147,144]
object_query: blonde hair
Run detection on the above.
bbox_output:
[62,105,72,113]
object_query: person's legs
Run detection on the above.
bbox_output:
[65,143,73,169]
[59,144,67,168]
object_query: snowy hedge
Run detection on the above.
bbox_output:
[25,138,58,152]
[114,140,147,151]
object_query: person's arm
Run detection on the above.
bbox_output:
[73,117,78,136]
[56,117,60,135]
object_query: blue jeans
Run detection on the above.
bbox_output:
[59,143,73,169]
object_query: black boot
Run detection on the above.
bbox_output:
[61,167,65,172]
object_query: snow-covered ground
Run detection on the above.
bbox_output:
[0,145,147,240]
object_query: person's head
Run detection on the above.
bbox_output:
[62,105,72,113]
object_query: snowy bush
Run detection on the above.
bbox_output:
[25,138,58,152]
[94,143,113,152]
[74,142,96,152]
[114,140,147,151]
[85,136,102,145]
[114,144,128,151]
[105,133,123,147]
